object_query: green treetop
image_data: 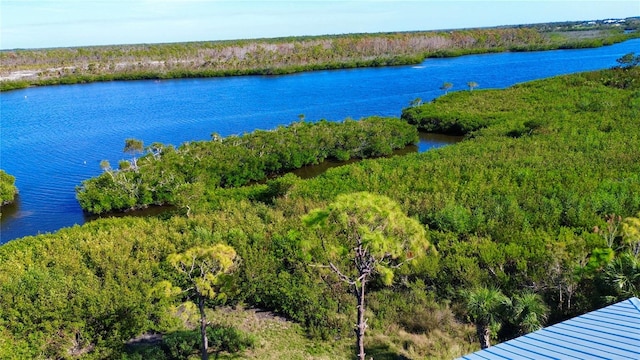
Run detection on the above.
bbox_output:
[166,244,238,360]
[303,192,433,360]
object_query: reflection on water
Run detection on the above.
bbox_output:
[0,195,21,220]
[84,204,179,223]
[417,132,465,151]
[291,157,361,179]
[291,132,463,179]
[0,192,177,234]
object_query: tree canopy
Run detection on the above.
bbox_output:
[167,244,238,360]
[303,192,433,360]
[0,170,17,206]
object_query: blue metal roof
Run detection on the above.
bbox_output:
[457,297,640,360]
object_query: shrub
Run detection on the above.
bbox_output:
[162,330,199,360]
[0,170,17,205]
[160,325,253,359]
[206,324,255,353]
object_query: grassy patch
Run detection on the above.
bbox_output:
[208,307,351,360]
[205,306,476,359]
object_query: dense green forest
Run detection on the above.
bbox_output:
[1,19,638,91]
[0,170,17,206]
[1,64,640,359]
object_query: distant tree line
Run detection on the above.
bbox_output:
[2,25,638,91]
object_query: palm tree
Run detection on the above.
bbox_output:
[467,81,479,91]
[462,287,510,349]
[511,291,549,335]
[622,212,640,256]
[602,251,640,301]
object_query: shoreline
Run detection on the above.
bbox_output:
[2,25,638,92]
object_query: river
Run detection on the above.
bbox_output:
[1,38,639,242]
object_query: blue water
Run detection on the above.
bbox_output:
[1,39,639,242]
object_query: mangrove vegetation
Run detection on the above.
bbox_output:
[76,116,418,214]
[0,170,17,207]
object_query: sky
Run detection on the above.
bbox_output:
[1,1,638,50]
